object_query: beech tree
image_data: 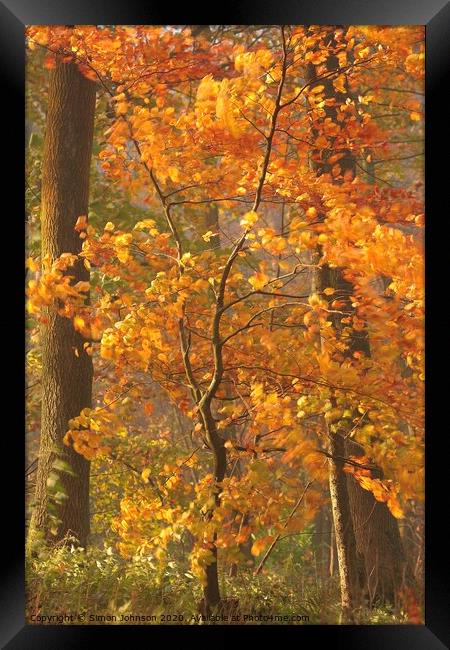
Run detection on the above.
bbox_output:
[26,25,424,620]
[28,59,96,548]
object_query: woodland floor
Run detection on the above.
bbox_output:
[26,544,410,625]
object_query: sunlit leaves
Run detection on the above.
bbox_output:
[64,407,123,460]
[343,456,404,518]
[234,49,273,78]
[251,536,273,557]
[240,210,259,229]
[248,271,269,290]
[27,24,424,589]
[26,254,90,320]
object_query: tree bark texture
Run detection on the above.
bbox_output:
[327,432,359,619]
[28,61,96,548]
[345,439,410,606]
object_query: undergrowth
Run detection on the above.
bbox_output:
[26,544,411,625]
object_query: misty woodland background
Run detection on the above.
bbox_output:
[26,25,424,624]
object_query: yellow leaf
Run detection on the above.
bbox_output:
[248,271,269,290]
[75,215,88,232]
[73,316,85,331]
[26,257,39,272]
[251,539,266,556]
[240,210,259,229]
[168,166,180,182]
[306,206,317,219]
[141,468,151,483]
[251,535,274,556]
[202,230,217,242]
[116,101,128,115]
[387,497,404,519]
[134,219,157,233]
[216,79,242,137]
[116,248,130,263]
[306,51,327,65]
[333,76,346,94]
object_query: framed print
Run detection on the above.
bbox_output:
[1,0,448,647]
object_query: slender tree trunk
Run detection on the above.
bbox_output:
[201,408,226,612]
[196,204,225,607]
[28,60,96,549]
[199,205,253,585]
[311,258,360,620]
[306,36,360,618]
[401,502,423,604]
[319,261,409,611]
[328,433,359,619]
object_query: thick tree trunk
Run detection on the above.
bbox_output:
[28,61,96,549]
[345,439,411,607]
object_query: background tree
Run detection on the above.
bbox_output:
[305,26,412,612]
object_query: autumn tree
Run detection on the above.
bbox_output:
[26,25,424,621]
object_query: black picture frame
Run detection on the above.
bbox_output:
[2,1,448,647]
